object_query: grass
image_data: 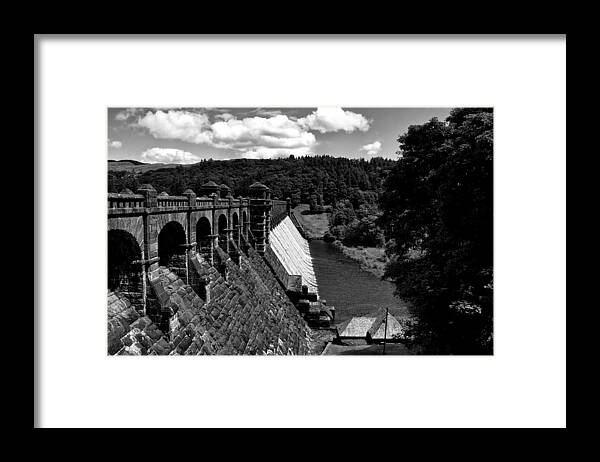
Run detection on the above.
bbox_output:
[291,203,391,279]
[332,242,390,280]
[291,204,330,238]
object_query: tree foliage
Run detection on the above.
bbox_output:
[330,201,384,247]
[380,108,493,354]
[108,155,395,208]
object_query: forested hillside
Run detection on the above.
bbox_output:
[108,155,395,208]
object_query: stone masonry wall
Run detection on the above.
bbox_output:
[189,246,311,354]
[108,242,316,355]
[107,291,173,355]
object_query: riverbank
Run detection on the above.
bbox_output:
[309,239,410,325]
[291,205,330,239]
[331,240,391,281]
[290,204,391,281]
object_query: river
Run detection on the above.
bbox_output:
[309,239,413,326]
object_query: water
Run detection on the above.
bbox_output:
[309,240,412,326]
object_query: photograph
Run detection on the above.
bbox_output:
[36,34,566,429]
[107,106,493,356]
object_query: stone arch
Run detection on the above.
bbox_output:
[232,212,239,242]
[108,216,144,252]
[217,213,228,251]
[158,221,187,278]
[196,216,212,256]
[152,213,188,257]
[108,229,144,313]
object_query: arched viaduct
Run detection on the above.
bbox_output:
[108,182,290,315]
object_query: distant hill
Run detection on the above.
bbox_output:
[108,159,181,173]
[108,159,145,165]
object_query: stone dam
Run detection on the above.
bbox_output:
[107,180,335,355]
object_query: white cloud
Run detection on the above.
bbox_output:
[136,110,318,159]
[140,147,201,164]
[210,115,316,151]
[108,139,122,149]
[298,107,370,133]
[137,110,213,144]
[360,141,382,157]
[134,107,371,160]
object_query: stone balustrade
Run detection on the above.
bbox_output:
[108,192,145,209]
[108,184,250,213]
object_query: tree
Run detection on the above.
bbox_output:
[379,108,493,354]
[308,194,318,212]
[343,204,385,247]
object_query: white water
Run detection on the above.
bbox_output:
[270,217,319,295]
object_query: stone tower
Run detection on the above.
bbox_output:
[248,181,271,255]
[199,181,220,197]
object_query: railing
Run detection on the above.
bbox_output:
[108,193,145,209]
[196,196,214,208]
[157,195,188,207]
[108,186,250,212]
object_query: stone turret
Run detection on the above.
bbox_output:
[199,181,220,197]
[137,184,157,208]
[182,188,196,206]
[249,182,271,255]
[219,183,231,199]
[249,181,270,199]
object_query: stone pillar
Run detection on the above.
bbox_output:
[264,209,271,244]
[249,182,270,255]
[181,188,196,268]
[227,195,234,253]
[182,189,196,280]
[237,201,243,249]
[242,199,249,242]
[182,188,196,207]
[265,188,271,245]
[209,234,218,266]
[137,183,157,208]
[136,184,158,310]
[210,193,218,265]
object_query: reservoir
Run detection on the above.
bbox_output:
[308,239,413,326]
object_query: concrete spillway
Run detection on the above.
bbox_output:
[269,216,319,295]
